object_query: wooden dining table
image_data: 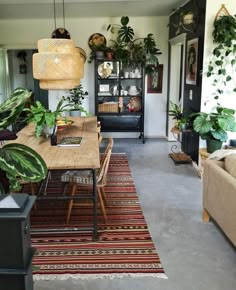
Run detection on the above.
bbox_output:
[11,116,100,240]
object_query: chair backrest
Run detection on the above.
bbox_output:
[97,137,113,185]
[100,137,113,164]
[98,132,103,144]
[97,121,103,144]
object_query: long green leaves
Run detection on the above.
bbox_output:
[0,87,32,129]
[0,87,48,193]
[0,143,47,192]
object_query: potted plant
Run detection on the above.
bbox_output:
[168,101,191,131]
[105,47,114,60]
[16,50,27,74]
[192,106,236,153]
[24,98,70,138]
[63,84,89,117]
[206,15,236,100]
[0,87,47,194]
[88,43,107,63]
[107,16,162,74]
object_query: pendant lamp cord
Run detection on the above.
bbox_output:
[63,0,65,29]
[53,0,56,30]
[53,0,65,29]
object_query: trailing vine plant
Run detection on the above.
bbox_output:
[206,14,236,100]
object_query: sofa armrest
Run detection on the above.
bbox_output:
[203,159,236,246]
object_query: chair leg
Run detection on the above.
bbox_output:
[97,187,107,223]
[66,183,77,224]
[100,187,107,205]
[30,182,37,213]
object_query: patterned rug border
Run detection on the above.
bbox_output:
[34,273,168,280]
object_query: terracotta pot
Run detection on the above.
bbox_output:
[106,52,113,60]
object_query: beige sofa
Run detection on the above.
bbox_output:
[203,155,236,247]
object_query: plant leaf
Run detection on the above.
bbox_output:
[0,143,48,191]
[211,129,228,142]
[193,114,213,134]
[0,87,32,129]
[121,16,129,26]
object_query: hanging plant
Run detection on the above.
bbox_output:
[212,15,236,46]
[16,50,27,63]
[206,14,236,99]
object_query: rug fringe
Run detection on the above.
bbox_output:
[33,273,168,281]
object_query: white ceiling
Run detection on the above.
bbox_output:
[0,0,186,19]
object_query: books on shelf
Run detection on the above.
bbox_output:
[57,136,83,147]
[98,92,112,96]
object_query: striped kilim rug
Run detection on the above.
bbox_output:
[28,153,167,280]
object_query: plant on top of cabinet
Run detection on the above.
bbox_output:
[88,43,107,63]
[206,14,236,100]
[107,16,162,75]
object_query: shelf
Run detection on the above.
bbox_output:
[97,111,142,115]
[95,59,145,142]
[120,77,142,80]
[169,152,192,165]
[97,95,142,98]
[98,77,119,80]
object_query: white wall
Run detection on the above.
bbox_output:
[202,0,236,144]
[0,16,169,138]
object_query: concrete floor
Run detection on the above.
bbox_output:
[34,138,236,290]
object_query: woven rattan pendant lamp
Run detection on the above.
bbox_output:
[33,0,84,90]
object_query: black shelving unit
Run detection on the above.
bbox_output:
[95,59,145,143]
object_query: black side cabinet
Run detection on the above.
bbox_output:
[0,194,36,290]
[95,59,145,143]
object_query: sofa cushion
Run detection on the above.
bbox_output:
[225,154,236,178]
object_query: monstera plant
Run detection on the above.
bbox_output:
[0,87,48,194]
[107,16,162,74]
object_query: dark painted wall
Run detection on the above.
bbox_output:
[168,0,206,163]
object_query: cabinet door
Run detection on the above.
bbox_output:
[95,60,145,139]
[96,60,120,114]
[120,64,143,113]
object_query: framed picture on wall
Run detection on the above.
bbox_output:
[186,38,198,85]
[147,64,163,93]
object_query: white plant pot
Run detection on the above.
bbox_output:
[42,125,57,137]
[69,110,81,117]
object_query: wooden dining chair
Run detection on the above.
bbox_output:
[61,137,113,224]
[97,121,103,144]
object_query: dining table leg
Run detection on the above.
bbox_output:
[92,169,98,241]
